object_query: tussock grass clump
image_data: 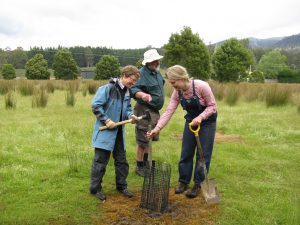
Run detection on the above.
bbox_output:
[0,80,14,95]
[67,80,80,93]
[65,89,76,106]
[32,86,48,108]
[241,83,264,102]
[45,81,55,93]
[81,84,88,97]
[265,84,291,107]
[66,145,79,173]
[87,81,99,95]
[5,91,16,109]
[225,83,240,106]
[18,80,35,96]
[209,81,225,101]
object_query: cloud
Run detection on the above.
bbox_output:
[0,0,300,50]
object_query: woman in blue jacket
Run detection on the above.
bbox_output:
[90,65,140,201]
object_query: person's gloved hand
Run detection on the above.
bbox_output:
[130,115,139,124]
[105,119,116,129]
[140,93,152,102]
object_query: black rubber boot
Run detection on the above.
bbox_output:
[175,182,188,194]
[185,183,201,198]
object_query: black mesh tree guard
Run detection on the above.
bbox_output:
[140,160,171,213]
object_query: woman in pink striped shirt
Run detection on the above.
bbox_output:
[147,65,217,198]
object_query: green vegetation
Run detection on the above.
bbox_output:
[163,26,211,80]
[0,80,299,225]
[0,81,300,225]
[1,64,16,80]
[25,54,50,80]
[94,55,120,80]
[257,49,289,79]
[52,49,79,80]
[212,38,254,82]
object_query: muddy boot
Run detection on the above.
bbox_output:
[175,182,188,194]
[95,190,106,201]
[185,183,200,198]
[117,188,134,198]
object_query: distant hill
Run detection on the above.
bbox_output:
[248,37,284,48]
[274,33,300,48]
[213,33,300,49]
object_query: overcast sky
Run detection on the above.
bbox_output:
[1,0,299,50]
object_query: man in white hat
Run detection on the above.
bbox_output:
[130,49,165,176]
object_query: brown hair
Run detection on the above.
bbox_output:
[121,65,140,79]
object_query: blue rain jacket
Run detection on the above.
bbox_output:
[91,78,133,151]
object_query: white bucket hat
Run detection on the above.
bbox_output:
[142,49,163,65]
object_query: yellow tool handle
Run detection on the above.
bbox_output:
[188,122,200,136]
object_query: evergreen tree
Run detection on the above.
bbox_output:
[1,64,16,80]
[94,55,120,80]
[25,54,50,80]
[164,26,211,80]
[52,49,79,80]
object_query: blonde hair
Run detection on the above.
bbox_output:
[165,65,189,81]
[121,65,140,79]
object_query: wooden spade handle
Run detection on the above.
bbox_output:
[99,115,145,131]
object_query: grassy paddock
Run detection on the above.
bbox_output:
[0,80,299,225]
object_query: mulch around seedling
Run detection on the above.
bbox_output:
[95,190,218,225]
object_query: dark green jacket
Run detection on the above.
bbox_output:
[130,66,164,111]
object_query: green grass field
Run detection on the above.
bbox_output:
[0,84,300,225]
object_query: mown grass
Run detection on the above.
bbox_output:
[0,82,299,225]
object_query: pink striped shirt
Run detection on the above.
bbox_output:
[156,80,217,130]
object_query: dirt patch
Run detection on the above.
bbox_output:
[174,131,243,144]
[95,190,218,225]
[215,131,243,144]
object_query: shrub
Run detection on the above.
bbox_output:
[249,70,265,83]
[277,69,300,83]
[25,54,50,80]
[1,64,16,80]
[5,91,16,109]
[52,49,79,80]
[94,55,120,80]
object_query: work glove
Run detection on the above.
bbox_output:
[140,93,152,103]
[105,119,116,129]
[130,115,139,124]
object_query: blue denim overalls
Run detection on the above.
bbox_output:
[178,80,217,185]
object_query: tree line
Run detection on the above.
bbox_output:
[1,26,300,82]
